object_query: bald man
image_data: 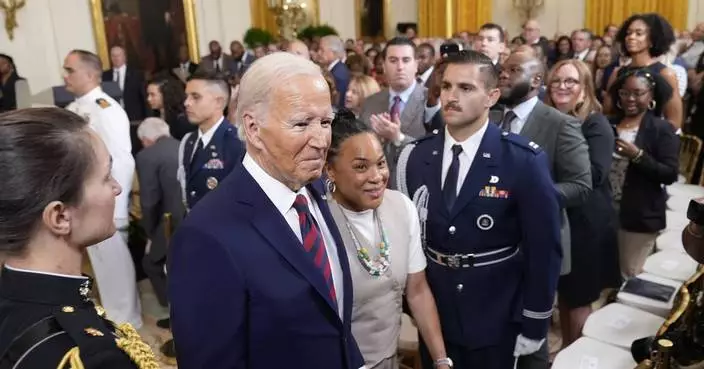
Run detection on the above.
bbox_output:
[287,39,311,60]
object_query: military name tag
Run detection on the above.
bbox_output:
[203,158,224,170]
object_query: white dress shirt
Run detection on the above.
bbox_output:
[242,154,345,318]
[418,65,434,86]
[574,49,589,61]
[196,116,224,147]
[113,64,126,91]
[328,59,341,72]
[505,95,539,134]
[441,120,489,194]
[5,264,89,280]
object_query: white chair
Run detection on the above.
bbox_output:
[616,273,681,317]
[643,250,699,282]
[552,337,636,369]
[668,183,704,201]
[656,229,686,253]
[666,210,690,232]
[667,194,691,213]
[583,303,665,349]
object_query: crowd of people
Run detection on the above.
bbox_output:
[0,10,701,369]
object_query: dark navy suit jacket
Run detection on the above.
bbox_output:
[331,61,351,109]
[168,163,365,369]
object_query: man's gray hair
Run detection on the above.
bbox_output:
[321,35,345,58]
[235,52,324,139]
[137,117,171,141]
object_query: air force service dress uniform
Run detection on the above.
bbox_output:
[0,266,158,369]
[397,122,562,368]
[66,86,142,328]
[177,117,245,211]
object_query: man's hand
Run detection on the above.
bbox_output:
[370,112,402,142]
[513,334,544,357]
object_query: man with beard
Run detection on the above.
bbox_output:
[497,50,591,369]
[397,50,562,369]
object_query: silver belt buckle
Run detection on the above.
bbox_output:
[447,254,463,269]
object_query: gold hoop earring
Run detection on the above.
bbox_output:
[648,100,656,110]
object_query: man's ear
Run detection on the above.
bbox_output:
[242,110,264,150]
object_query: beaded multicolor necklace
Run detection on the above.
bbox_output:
[338,205,390,277]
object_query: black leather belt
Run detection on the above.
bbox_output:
[425,245,519,269]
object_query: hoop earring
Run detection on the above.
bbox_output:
[648,100,656,110]
[616,101,622,110]
[326,178,336,193]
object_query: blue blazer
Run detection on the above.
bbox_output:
[182,119,244,210]
[168,163,365,369]
[398,123,562,348]
[331,61,351,109]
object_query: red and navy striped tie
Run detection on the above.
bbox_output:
[292,194,337,307]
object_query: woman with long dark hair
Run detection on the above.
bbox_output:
[146,75,195,140]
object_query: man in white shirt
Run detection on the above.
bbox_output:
[476,23,506,66]
[101,45,147,123]
[168,52,365,369]
[571,29,592,62]
[416,42,436,86]
[63,49,142,328]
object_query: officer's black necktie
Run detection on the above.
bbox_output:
[443,144,463,212]
[501,110,517,132]
[190,138,204,172]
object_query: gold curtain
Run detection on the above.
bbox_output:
[250,0,279,35]
[454,0,493,34]
[419,0,492,38]
[586,0,688,35]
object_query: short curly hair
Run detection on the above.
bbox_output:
[616,13,675,58]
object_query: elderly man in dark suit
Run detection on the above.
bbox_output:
[497,49,592,369]
[168,52,364,369]
[319,35,351,108]
[359,37,444,189]
[102,45,147,122]
[135,117,184,310]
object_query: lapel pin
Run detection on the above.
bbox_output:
[490,175,499,184]
[212,152,218,157]
[210,145,216,150]
[482,152,491,158]
[432,150,438,156]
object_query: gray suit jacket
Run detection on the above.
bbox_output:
[358,84,429,189]
[135,136,186,262]
[197,54,237,76]
[519,100,592,274]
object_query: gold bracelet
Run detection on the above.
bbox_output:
[631,149,644,163]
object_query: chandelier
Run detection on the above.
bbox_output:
[267,0,308,39]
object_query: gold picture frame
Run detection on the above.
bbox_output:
[354,0,392,41]
[89,0,200,70]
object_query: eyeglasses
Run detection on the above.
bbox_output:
[618,89,650,99]
[549,78,580,89]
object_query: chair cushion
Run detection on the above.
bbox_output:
[656,229,686,253]
[552,337,636,369]
[583,303,665,349]
[617,273,682,317]
[643,250,699,282]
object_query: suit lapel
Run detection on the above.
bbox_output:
[183,133,197,178]
[235,168,340,316]
[520,101,548,140]
[450,124,501,219]
[423,134,448,219]
[400,85,423,129]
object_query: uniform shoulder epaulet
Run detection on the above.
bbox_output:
[411,128,441,145]
[95,98,111,109]
[500,130,541,154]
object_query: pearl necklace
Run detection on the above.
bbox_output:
[338,205,391,277]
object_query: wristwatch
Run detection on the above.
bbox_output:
[434,357,453,368]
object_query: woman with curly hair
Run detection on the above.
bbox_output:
[146,76,195,140]
[604,13,683,129]
[608,69,679,278]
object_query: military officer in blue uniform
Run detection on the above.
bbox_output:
[177,71,245,211]
[397,50,562,368]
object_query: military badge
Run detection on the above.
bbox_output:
[479,186,510,199]
[476,214,494,230]
[95,98,111,109]
[203,158,224,169]
[206,177,219,190]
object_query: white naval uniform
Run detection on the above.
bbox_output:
[66,86,142,328]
